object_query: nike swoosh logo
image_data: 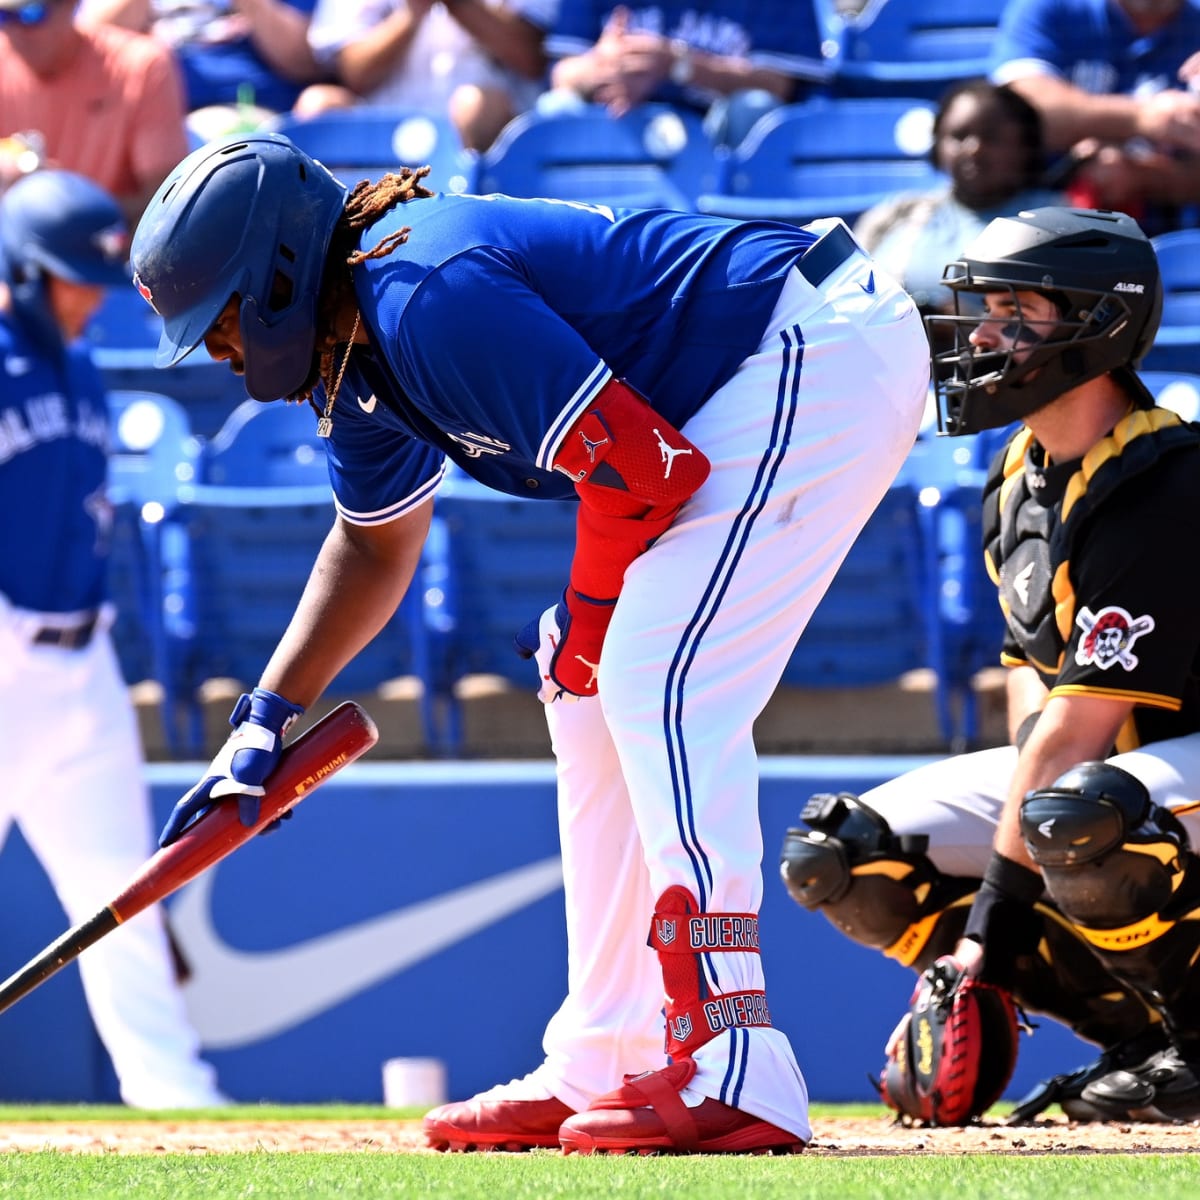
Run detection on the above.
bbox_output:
[171,856,564,1048]
[859,270,876,295]
[358,393,378,413]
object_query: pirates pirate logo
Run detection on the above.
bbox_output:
[1075,604,1155,671]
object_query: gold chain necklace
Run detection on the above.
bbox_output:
[316,310,361,438]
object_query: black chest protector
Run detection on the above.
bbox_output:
[981,409,1200,678]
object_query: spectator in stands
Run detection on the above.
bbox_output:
[294,0,557,154]
[0,0,189,224]
[991,0,1200,235]
[0,169,227,1109]
[542,1,830,149]
[854,79,1063,322]
[81,0,328,142]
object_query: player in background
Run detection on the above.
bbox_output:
[0,169,226,1108]
[781,207,1200,1123]
[130,132,929,1153]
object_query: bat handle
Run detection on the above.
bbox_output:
[0,907,118,1017]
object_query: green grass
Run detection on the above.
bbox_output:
[2,1152,1199,1200]
[1,1105,1197,1200]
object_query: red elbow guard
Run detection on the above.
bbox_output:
[555,378,710,611]
[552,377,710,513]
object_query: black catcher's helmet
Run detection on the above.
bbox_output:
[926,207,1162,435]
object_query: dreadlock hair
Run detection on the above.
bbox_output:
[305,165,435,407]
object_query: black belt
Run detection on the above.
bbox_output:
[797,222,861,288]
[33,613,99,650]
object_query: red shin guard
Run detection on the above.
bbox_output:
[648,886,772,1059]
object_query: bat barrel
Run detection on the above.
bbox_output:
[0,701,378,1020]
[0,907,118,1016]
[110,700,379,922]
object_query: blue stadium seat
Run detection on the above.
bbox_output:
[89,281,247,440]
[201,399,330,487]
[695,97,941,226]
[473,104,721,211]
[1141,369,1200,422]
[86,282,163,363]
[923,470,1004,747]
[170,401,441,751]
[778,480,957,742]
[269,106,475,195]
[899,415,1018,748]
[419,474,576,751]
[107,389,202,510]
[1143,229,1200,374]
[166,483,436,755]
[828,0,1008,100]
[105,390,202,751]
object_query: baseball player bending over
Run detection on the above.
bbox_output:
[0,171,226,1108]
[782,208,1200,1125]
[130,133,929,1154]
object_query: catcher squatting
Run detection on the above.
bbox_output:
[782,208,1200,1127]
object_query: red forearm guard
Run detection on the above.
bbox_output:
[545,380,711,698]
[555,377,710,600]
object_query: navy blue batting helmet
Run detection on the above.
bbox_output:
[0,169,128,288]
[129,132,348,401]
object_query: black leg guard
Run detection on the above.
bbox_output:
[781,791,1154,1050]
[1021,761,1200,1041]
[780,792,974,967]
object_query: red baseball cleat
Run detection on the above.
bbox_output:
[557,1059,806,1156]
[423,1087,576,1152]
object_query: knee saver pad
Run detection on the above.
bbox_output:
[781,792,949,954]
[1020,761,1189,928]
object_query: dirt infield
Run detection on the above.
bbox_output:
[2,1115,1199,1155]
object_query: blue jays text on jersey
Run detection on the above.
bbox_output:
[320,194,826,526]
[0,314,112,614]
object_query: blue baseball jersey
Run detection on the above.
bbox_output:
[170,0,321,113]
[544,1,830,106]
[324,193,821,524]
[991,0,1200,95]
[0,313,111,613]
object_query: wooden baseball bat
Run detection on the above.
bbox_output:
[0,700,378,1017]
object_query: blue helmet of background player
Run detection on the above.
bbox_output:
[129,133,348,403]
[925,207,1163,435]
[0,169,129,350]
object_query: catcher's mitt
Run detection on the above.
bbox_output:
[877,956,1021,1125]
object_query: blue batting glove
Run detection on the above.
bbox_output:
[158,688,304,847]
[514,600,585,704]
[514,616,543,660]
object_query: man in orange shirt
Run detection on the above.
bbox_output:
[0,0,189,224]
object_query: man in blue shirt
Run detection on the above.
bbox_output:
[991,0,1200,233]
[543,1,830,147]
[130,132,928,1153]
[0,169,226,1108]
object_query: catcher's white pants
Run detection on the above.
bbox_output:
[0,627,224,1107]
[524,254,930,1140]
[858,737,1200,878]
